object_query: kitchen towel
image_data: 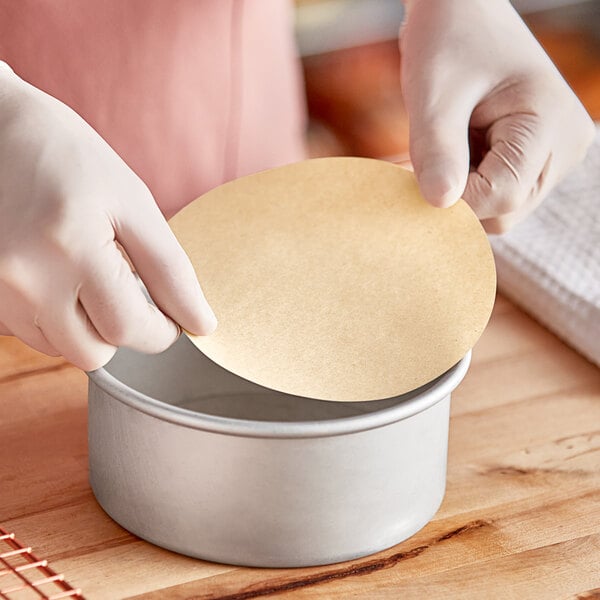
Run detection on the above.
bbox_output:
[491,125,600,367]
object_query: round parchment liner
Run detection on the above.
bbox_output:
[170,157,496,402]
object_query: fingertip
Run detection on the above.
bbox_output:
[203,308,218,335]
[148,314,183,354]
[182,299,218,337]
[417,167,465,208]
[409,112,470,208]
[76,345,118,373]
[198,304,218,336]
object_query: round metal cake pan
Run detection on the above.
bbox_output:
[87,336,470,567]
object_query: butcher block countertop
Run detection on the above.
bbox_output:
[1,294,599,599]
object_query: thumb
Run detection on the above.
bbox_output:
[405,95,471,208]
[115,188,217,336]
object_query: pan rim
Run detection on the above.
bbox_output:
[87,351,470,439]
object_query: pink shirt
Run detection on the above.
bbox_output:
[0,0,307,216]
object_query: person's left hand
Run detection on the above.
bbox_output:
[400,0,595,233]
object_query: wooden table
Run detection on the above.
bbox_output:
[1,293,599,599]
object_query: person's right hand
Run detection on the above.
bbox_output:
[400,0,595,233]
[0,65,217,370]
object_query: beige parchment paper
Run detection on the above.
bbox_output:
[169,157,496,401]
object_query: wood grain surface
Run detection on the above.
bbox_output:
[1,294,599,599]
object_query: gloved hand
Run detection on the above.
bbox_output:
[0,65,216,370]
[400,0,595,233]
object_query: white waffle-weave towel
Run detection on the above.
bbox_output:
[490,126,600,367]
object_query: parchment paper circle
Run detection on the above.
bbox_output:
[169,157,496,401]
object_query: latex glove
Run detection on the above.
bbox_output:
[400,0,595,233]
[0,65,216,370]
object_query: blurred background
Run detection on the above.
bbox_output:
[295,0,600,159]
